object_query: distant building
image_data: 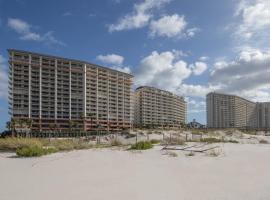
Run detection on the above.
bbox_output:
[207,92,270,130]
[134,86,186,128]
[187,119,205,129]
[206,92,256,129]
[256,102,270,130]
[8,49,133,132]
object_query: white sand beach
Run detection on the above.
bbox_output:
[1,143,270,200]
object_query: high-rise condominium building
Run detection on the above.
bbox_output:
[8,49,133,132]
[207,92,257,129]
[256,102,270,130]
[134,86,186,128]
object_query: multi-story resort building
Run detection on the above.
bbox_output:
[134,86,186,128]
[8,49,133,132]
[207,92,270,130]
[256,102,270,130]
[206,92,257,129]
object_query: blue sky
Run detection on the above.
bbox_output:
[1,0,270,131]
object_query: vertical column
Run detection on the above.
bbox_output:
[55,59,57,119]
[83,64,87,118]
[107,70,109,132]
[96,68,99,123]
[39,57,42,119]
[122,76,124,128]
[28,54,32,119]
[10,52,14,117]
[116,73,118,128]
[69,61,71,120]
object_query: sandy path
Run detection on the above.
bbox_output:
[1,144,270,200]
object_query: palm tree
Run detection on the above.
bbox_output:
[6,121,11,131]
[10,117,17,137]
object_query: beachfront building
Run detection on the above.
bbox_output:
[206,92,257,129]
[256,102,270,130]
[134,86,186,128]
[8,49,133,132]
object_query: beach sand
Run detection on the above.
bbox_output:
[1,143,270,200]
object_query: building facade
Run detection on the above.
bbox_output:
[134,86,186,128]
[256,102,270,130]
[8,49,133,132]
[206,92,257,129]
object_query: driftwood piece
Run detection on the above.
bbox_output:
[162,144,220,153]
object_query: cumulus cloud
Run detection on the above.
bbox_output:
[149,14,199,38]
[0,55,8,100]
[177,84,217,98]
[149,14,187,38]
[234,0,270,43]
[134,50,192,91]
[210,48,270,102]
[190,62,207,75]
[199,56,209,61]
[96,53,130,74]
[97,54,124,65]
[8,18,65,46]
[108,0,171,32]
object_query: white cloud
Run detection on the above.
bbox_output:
[108,0,171,32]
[8,18,65,46]
[234,0,270,43]
[0,55,8,100]
[62,12,72,17]
[186,27,200,37]
[210,48,270,102]
[111,66,131,74]
[97,54,124,65]
[97,53,130,74]
[149,14,187,38]
[149,14,199,38]
[190,62,207,75]
[177,84,216,98]
[134,50,192,91]
[199,56,209,61]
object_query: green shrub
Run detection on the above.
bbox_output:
[186,151,195,156]
[226,139,239,143]
[130,141,153,150]
[150,139,161,144]
[200,138,222,143]
[16,145,57,157]
[259,139,268,144]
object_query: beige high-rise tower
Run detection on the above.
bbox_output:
[206,92,256,129]
[134,86,186,128]
[8,49,133,132]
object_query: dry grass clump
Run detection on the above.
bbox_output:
[200,137,238,144]
[164,151,178,157]
[110,139,123,146]
[48,139,93,151]
[206,148,223,157]
[0,138,43,151]
[259,139,268,144]
[163,137,185,145]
